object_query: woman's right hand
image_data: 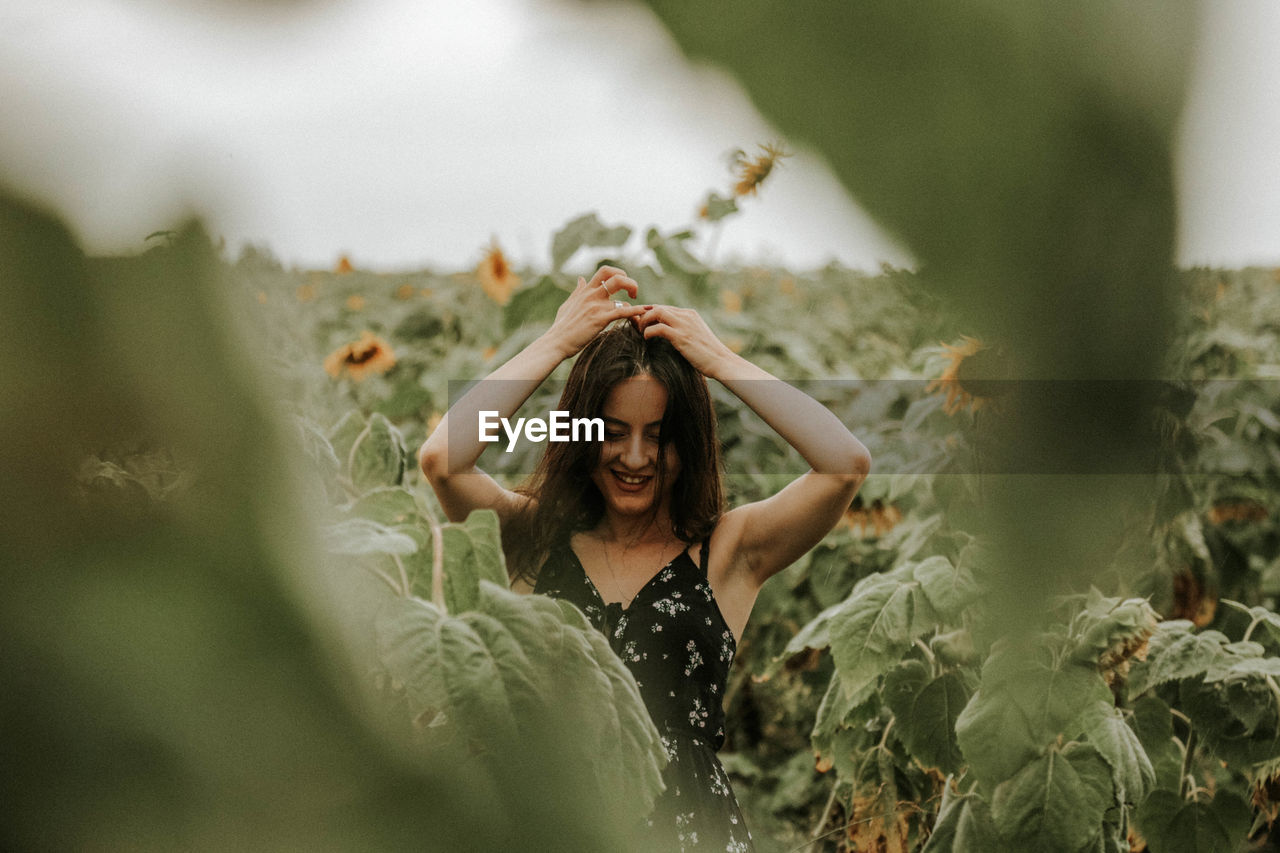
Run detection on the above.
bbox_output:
[543,266,644,358]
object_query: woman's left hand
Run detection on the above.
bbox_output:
[635,304,736,378]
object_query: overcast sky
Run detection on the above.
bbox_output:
[2,0,1277,273]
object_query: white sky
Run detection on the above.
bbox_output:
[1,0,1277,273]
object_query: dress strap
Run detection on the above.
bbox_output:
[699,536,711,576]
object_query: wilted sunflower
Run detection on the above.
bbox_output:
[733,143,789,197]
[926,335,1009,416]
[1208,499,1269,525]
[324,331,396,382]
[838,498,903,538]
[477,241,520,305]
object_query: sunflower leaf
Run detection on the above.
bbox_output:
[550,212,632,271]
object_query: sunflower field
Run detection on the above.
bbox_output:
[6,3,1280,852]
[5,181,1268,850]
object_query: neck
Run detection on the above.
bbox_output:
[595,509,675,546]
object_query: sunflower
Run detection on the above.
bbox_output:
[719,289,743,314]
[838,498,903,538]
[733,143,789,197]
[477,241,520,305]
[345,294,366,312]
[324,331,396,382]
[926,335,1008,416]
[336,255,354,274]
[1208,499,1269,525]
[296,283,317,303]
[395,283,416,300]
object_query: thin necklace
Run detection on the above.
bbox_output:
[597,527,677,606]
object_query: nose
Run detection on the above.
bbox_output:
[619,433,651,470]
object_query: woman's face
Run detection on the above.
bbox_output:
[591,374,681,517]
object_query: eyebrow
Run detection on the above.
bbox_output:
[603,416,664,429]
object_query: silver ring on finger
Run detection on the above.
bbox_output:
[600,282,611,296]
[614,300,625,310]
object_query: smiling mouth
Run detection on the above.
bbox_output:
[611,470,652,489]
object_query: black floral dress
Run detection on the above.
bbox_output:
[533,536,755,852]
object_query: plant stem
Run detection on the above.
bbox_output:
[391,553,411,597]
[915,637,938,675]
[1179,727,1197,799]
[366,564,402,595]
[809,782,840,842]
[427,516,445,612]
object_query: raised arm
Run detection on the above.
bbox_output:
[419,267,643,523]
[636,305,871,587]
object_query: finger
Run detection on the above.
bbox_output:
[611,302,646,321]
[642,322,673,340]
[577,276,587,290]
[638,305,668,325]
[604,274,639,299]
[588,265,625,290]
[634,307,660,331]
[600,274,639,300]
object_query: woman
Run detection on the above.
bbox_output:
[419,265,870,851]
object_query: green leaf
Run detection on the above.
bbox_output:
[699,192,739,223]
[376,597,519,741]
[957,644,1111,790]
[646,227,709,279]
[347,412,407,490]
[1180,669,1280,765]
[1127,622,1231,696]
[810,670,881,765]
[373,380,433,419]
[478,584,666,815]
[913,554,978,619]
[328,409,365,462]
[549,212,632,271]
[341,486,421,527]
[1070,700,1155,805]
[1129,695,1183,792]
[376,583,667,825]
[504,275,571,335]
[883,660,968,774]
[784,597,841,654]
[826,571,936,703]
[294,415,341,475]
[989,743,1112,851]
[436,509,509,614]
[1231,605,1280,647]
[322,517,418,556]
[1135,790,1252,853]
[955,684,1041,791]
[924,791,1010,853]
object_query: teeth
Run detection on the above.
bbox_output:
[615,472,647,485]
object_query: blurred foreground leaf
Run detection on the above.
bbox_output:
[0,189,639,851]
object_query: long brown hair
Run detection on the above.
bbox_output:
[503,322,724,585]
